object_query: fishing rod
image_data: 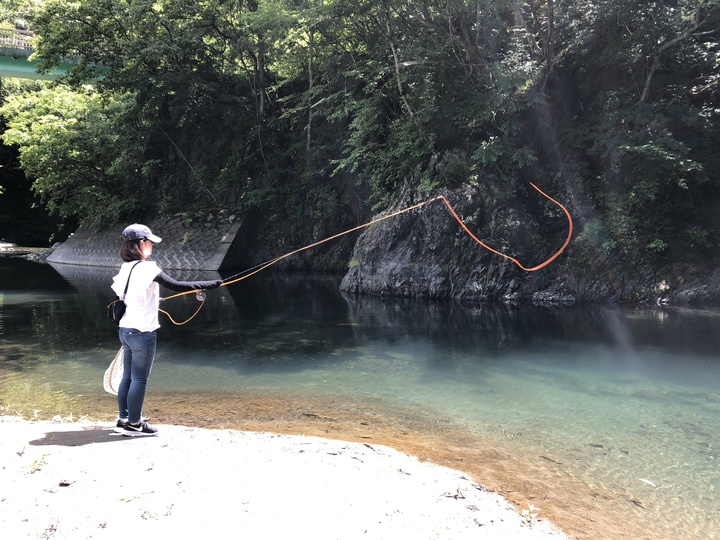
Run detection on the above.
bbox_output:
[160,254,290,325]
[221,256,287,285]
[159,183,574,325]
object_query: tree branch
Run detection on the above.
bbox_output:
[381,2,417,123]
[640,4,718,103]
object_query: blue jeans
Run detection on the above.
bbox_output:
[117,328,157,424]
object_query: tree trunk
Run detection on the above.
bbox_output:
[382,1,416,120]
[640,4,717,103]
[307,30,314,153]
[256,33,266,119]
[544,0,555,71]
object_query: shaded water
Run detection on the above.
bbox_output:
[1,258,719,539]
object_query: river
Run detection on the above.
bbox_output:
[1,257,718,539]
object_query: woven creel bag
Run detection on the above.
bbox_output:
[103,348,124,395]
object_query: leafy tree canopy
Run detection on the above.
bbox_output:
[0,0,718,266]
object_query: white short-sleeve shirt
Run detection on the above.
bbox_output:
[111,260,163,332]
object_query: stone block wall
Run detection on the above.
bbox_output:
[47,216,243,271]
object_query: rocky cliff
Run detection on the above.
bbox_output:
[339,177,720,308]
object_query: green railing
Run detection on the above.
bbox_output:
[1,27,108,80]
[0,28,74,80]
[0,28,34,53]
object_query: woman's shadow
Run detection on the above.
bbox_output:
[29,425,133,447]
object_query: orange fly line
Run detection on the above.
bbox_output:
[160,183,573,325]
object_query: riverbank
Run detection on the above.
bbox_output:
[0,416,567,540]
[1,383,698,540]
[0,244,47,258]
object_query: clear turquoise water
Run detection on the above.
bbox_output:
[1,258,719,538]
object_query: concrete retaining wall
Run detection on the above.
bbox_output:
[47,216,244,270]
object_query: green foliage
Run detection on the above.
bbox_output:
[647,239,668,253]
[442,154,472,184]
[578,90,716,255]
[0,0,39,28]
[687,226,712,249]
[574,219,617,264]
[0,79,74,245]
[1,85,145,228]
[9,0,554,221]
[555,0,720,261]
[0,0,718,271]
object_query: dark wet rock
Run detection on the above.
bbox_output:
[341,177,574,304]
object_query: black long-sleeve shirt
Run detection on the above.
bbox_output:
[154,272,222,292]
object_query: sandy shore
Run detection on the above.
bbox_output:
[0,416,568,540]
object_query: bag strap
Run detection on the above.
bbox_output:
[121,261,142,299]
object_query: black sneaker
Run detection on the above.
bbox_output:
[122,420,158,437]
[114,418,129,433]
[114,416,146,433]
